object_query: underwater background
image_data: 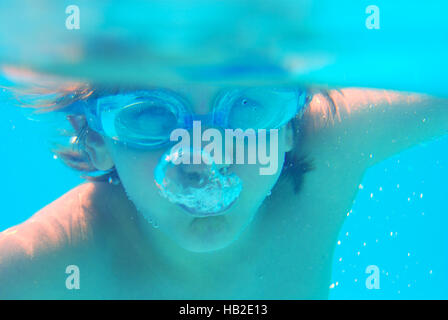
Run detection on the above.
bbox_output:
[1,72,446,299]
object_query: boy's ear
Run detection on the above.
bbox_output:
[84,129,114,171]
[284,122,295,153]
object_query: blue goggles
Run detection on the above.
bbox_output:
[85,87,307,149]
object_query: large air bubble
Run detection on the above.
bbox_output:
[154,147,242,217]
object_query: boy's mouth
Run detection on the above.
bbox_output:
[188,214,231,241]
[179,196,238,217]
[154,148,243,217]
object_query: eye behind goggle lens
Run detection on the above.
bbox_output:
[223,88,301,130]
[227,96,263,129]
[101,99,180,148]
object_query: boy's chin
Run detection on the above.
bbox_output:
[180,238,235,253]
[179,216,240,252]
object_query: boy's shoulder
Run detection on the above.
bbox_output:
[0,182,119,298]
[0,182,118,277]
[0,182,103,259]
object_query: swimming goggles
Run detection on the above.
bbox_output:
[85,87,307,149]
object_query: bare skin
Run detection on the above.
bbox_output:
[0,88,447,299]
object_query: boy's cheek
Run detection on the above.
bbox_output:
[106,141,166,172]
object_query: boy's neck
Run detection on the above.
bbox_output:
[98,182,260,280]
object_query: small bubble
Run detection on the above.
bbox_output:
[108,176,120,185]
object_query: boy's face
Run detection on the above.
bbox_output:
[100,84,294,252]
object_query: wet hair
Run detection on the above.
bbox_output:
[281,118,314,194]
[5,74,315,193]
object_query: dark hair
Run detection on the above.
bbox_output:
[281,116,314,194]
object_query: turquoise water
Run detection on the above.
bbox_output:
[1,0,447,299]
[0,81,83,230]
[329,139,448,299]
[1,77,447,299]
